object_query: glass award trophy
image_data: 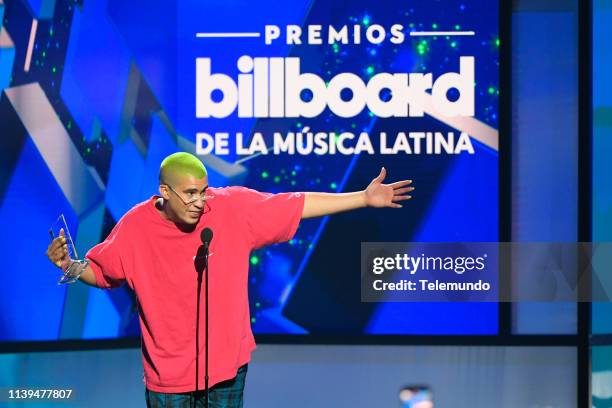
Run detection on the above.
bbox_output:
[49,214,89,284]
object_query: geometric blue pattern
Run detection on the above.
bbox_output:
[0,138,71,340]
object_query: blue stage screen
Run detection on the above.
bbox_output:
[1,0,499,341]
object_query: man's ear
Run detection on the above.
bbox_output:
[159,184,170,200]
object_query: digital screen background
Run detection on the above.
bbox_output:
[0,0,499,341]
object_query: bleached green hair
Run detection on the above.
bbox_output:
[159,152,207,185]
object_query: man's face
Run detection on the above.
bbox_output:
[160,174,209,225]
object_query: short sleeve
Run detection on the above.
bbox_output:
[232,187,305,249]
[85,218,128,289]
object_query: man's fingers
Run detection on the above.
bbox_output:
[392,195,412,202]
[394,187,415,195]
[374,167,386,182]
[46,233,70,268]
[389,179,412,188]
[49,251,61,266]
[47,236,66,253]
[51,244,68,259]
[51,247,65,261]
[47,240,59,253]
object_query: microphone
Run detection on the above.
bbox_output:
[195,227,213,408]
[200,228,213,250]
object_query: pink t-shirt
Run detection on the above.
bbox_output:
[85,186,305,393]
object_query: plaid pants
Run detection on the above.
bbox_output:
[145,364,248,408]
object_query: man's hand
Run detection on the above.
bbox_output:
[45,229,99,287]
[46,228,73,271]
[364,167,414,208]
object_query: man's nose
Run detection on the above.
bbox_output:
[192,200,204,210]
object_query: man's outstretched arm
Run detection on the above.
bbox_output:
[301,167,414,219]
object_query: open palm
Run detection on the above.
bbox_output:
[364,167,414,208]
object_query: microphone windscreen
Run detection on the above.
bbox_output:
[201,227,213,245]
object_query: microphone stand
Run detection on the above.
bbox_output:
[194,243,210,408]
[204,240,210,408]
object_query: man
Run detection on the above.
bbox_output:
[46,152,414,407]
